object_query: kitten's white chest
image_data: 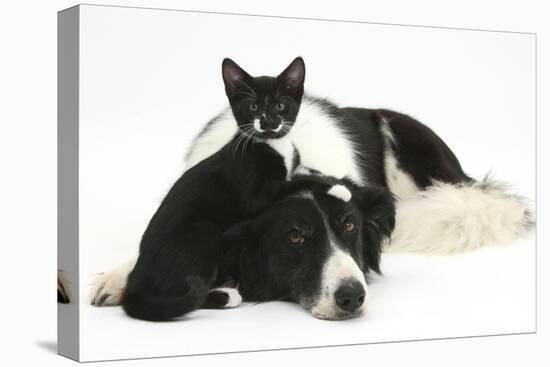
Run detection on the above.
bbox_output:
[267,137,295,180]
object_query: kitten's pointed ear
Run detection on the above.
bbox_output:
[278,57,306,91]
[222,58,251,96]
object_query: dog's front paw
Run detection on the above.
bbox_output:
[90,270,127,306]
[90,259,136,306]
[90,272,125,306]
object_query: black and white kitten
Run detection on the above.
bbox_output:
[193,57,307,179]
[223,57,304,140]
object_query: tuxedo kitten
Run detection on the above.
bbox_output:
[222,57,304,140]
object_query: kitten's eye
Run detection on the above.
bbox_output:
[249,103,259,112]
[275,102,286,112]
[288,228,305,245]
[343,220,355,233]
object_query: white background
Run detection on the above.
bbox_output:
[76,4,536,362]
[0,0,547,366]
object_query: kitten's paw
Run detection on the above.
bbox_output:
[220,288,242,308]
[205,287,242,309]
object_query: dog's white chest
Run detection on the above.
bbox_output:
[289,101,365,186]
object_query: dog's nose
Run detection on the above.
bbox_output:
[334,280,365,313]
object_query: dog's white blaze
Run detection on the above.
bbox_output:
[338,266,353,278]
[327,184,352,202]
[184,98,365,185]
[380,117,419,201]
[210,287,242,308]
[90,257,137,306]
[310,244,368,319]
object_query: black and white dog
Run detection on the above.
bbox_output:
[91,57,532,320]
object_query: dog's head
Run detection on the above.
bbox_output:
[226,184,395,320]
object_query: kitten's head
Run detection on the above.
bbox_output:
[222,57,305,140]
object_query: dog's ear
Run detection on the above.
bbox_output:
[353,186,396,274]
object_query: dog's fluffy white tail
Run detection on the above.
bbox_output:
[386,177,534,254]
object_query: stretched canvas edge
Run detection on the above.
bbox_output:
[58,4,80,362]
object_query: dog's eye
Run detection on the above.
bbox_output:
[249,103,259,112]
[288,228,305,245]
[343,220,355,233]
[275,102,286,112]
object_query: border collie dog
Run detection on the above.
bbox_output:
[91,57,532,321]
